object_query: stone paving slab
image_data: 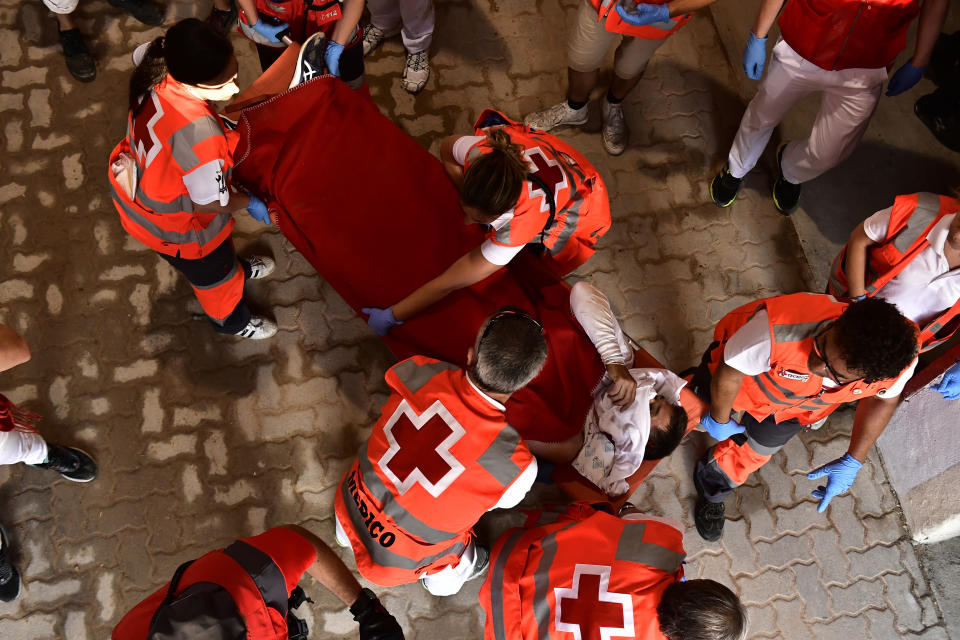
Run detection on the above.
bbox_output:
[0,0,952,638]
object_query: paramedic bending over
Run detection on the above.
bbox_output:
[364,113,611,335]
[108,19,279,341]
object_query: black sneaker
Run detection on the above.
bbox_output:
[709,167,742,207]
[108,0,165,26]
[915,93,960,152]
[0,524,21,603]
[694,498,725,542]
[205,5,237,35]
[58,29,96,82]
[772,145,802,214]
[29,444,98,482]
[289,31,327,88]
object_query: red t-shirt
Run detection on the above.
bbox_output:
[112,527,317,640]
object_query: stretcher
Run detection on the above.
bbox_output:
[226,55,706,506]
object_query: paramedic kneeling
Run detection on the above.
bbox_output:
[334,309,548,595]
[111,525,404,640]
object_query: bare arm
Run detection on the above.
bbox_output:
[911,0,949,67]
[392,246,502,322]
[752,0,787,37]
[847,395,899,462]
[665,0,719,16]
[843,223,877,298]
[439,135,465,189]
[236,0,260,24]
[332,0,365,46]
[281,524,362,606]
[0,324,30,373]
[709,362,746,423]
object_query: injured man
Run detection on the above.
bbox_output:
[527,282,689,496]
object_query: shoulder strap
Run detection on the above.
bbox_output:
[526,172,557,245]
[224,540,290,618]
[146,559,195,631]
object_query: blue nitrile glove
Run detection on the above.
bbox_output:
[616,2,670,26]
[246,194,271,225]
[699,413,746,441]
[807,453,863,513]
[324,41,345,78]
[885,61,926,97]
[363,306,402,336]
[930,360,960,400]
[742,31,768,80]
[251,18,289,44]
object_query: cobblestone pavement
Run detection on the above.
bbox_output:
[0,0,952,638]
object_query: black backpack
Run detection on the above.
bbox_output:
[147,540,310,640]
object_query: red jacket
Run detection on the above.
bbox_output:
[778,0,921,71]
[480,502,685,640]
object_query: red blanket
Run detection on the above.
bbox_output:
[231,76,604,442]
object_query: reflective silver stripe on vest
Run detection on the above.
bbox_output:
[476,424,524,488]
[466,145,483,164]
[392,359,460,394]
[771,319,827,344]
[356,442,462,544]
[192,259,240,290]
[532,524,578,640]
[526,133,589,255]
[134,184,196,214]
[752,374,799,407]
[489,529,526,640]
[339,472,467,571]
[745,436,783,457]
[111,180,232,247]
[169,116,225,173]
[550,192,582,254]
[892,192,941,253]
[614,522,685,573]
[495,219,513,245]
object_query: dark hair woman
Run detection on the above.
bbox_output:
[362,109,612,336]
[107,18,278,340]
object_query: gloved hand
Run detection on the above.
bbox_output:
[250,18,289,44]
[931,360,960,400]
[699,413,745,441]
[742,31,768,80]
[615,2,670,26]
[324,41,345,77]
[807,453,863,513]
[246,195,272,225]
[350,588,405,640]
[885,61,925,97]
[363,306,402,336]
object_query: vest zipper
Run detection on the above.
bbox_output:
[833,1,866,70]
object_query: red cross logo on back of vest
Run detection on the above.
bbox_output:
[378,400,467,498]
[555,564,634,640]
[526,147,568,214]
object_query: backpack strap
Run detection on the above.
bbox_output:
[145,559,195,631]
[224,540,290,618]
[527,172,557,246]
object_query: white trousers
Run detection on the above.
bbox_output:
[367,0,435,53]
[727,39,888,184]
[0,430,48,466]
[335,514,477,596]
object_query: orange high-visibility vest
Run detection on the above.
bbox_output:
[334,356,535,586]
[828,192,960,352]
[590,0,692,40]
[109,75,238,259]
[480,502,684,640]
[706,293,912,426]
[464,109,611,275]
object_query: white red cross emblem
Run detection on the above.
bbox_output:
[525,147,568,213]
[378,400,466,498]
[555,564,634,640]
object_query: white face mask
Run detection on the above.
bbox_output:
[186,79,240,102]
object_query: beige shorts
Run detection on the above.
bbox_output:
[567,0,666,78]
[43,0,79,14]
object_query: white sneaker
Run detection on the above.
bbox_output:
[362,23,400,57]
[601,98,627,156]
[235,316,278,340]
[245,255,275,280]
[402,50,430,94]
[524,101,588,132]
[289,31,326,88]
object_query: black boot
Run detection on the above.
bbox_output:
[694,498,726,542]
[29,444,98,482]
[58,28,96,82]
[0,524,20,603]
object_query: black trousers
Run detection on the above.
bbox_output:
[157,238,252,335]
